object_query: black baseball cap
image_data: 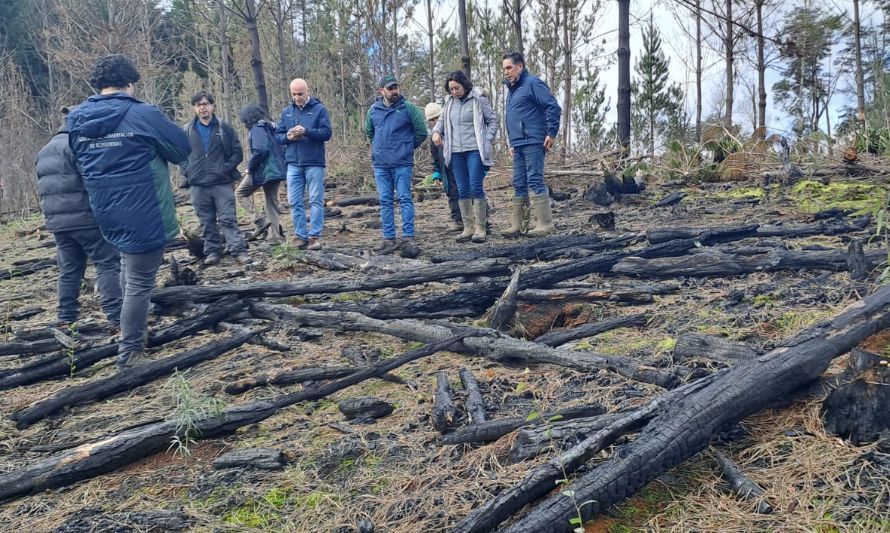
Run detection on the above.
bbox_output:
[379,75,398,88]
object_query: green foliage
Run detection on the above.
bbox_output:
[790,180,886,215]
[167,369,225,457]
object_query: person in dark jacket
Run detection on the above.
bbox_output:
[36,106,122,327]
[502,51,561,238]
[181,91,248,265]
[364,75,427,257]
[424,102,461,231]
[236,103,286,245]
[274,78,332,251]
[67,54,190,370]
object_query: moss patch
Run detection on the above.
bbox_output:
[790,180,887,215]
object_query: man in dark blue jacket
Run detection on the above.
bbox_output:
[275,78,332,251]
[502,51,561,238]
[67,54,190,370]
[364,75,428,257]
[37,106,122,328]
[182,91,248,265]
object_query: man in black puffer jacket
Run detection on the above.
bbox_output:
[181,91,248,265]
[36,106,122,327]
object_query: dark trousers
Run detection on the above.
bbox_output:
[54,228,122,323]
[190,183,247,256]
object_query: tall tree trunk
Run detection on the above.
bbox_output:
[617,0,631,156]
[561,0,571,158]
[756,0,766,134]
[723,0,734,130]
[695,0,702,141]
[274,1,290,106]
[244,0,270,115]
[505,0,524,54]
[852,0,866,131]
[458,0,472,78]
[426,0,436,101]
[219,1,232,123]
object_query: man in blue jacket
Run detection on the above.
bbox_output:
[502,51,561,238]
[67,54,190,370]
[181,91,248,265]
[275,78,332,251]
[364,75,427,257]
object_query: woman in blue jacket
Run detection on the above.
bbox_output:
[236,104,286,245]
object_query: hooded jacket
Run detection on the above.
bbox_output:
[432,88,498,167]
[35,128,99,233]
[274,97,332,167]
[66,92,190,254]
[364,95,428,169]
[181,116,243,187]
[248,120,286,186]
[504,69,562,148]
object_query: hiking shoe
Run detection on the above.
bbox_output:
[235,253,252,264]
[116,351,148,371]
[450,219,464,232]
[374,238,400,256]
[292,236,308,250]
[203,253,221,266]
[307,237,322,251]
[400,237,420,259]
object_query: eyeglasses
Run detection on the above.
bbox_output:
[292,92,306,96]
[195,102,213,107]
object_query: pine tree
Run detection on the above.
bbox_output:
[631,18,685,155]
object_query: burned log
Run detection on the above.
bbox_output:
[712,449,773,514]
[432,371,458,432]
[430,233,609,263]
[672,333,760,364]
[510,412,631,462]
[645,217,870,245]
[0,301,245,390]
[533,313,648,348]
[613,248,886,278]
[333,195,379,207]
[10,330,260,428]
[212,448,286,470]
[846,238,869,281]
[484,269,520,332]
[466,283,890,533]
[459,368,487,424]
[0,337,68,357]
[0,334,469,503]
[441,403,606,445]
[338,397,394,420]
[251,303,683,389]
[225,366,356,394]
[151,258,509,305]
[518,287,656,305]
[822,348,890,445]
[9,307,43,321]
[0,258,55,281]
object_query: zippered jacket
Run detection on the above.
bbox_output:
[248,120,286,186]
[274,97,332,167]
[181,116,243,186]
[364,95,428,168]
[504,69,562,148]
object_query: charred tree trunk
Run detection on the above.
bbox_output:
[645,218,870,245]
[432,371,458,432]
[484,269,520,332]
[672,333,760,364]
[430,233,610,264]
[441,403,605,445]
[11,331,260,428]
[617,0,630,156]
[509,411,633,462]
[0,335,470,503]
[462,284,890,533]
[459,368,486,424]
[1,258,55,280]
[519,288,656,305]
[534,313,648,348]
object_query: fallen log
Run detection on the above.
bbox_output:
[212,448,286,470]
[533,313,649,348]
[333,195,379,207]
[484,269,520,332]
[672,333,761,363]
[9,306,43,321]
[459,368,487,424]
[518,287,656,304]
[613,248,886,278]
[151,258,510,305]
[433,371,458,432]
[441,403,606,445]
[510,412,630,462]
[251,303,683,389]
[429,233,613,264]
[0,334,469,503]
[713,449,773,514]
[474,283,890,533]
[10,330,260,428]
[224,364,406,394]
[338,397,394,420]
[0,337,67,357]
[0,258,55,281]
[646,217,870,245]
[0,301,245,390]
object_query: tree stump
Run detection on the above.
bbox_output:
[822,348,890,445]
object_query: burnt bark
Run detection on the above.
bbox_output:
[477,284,890,533]
[459,368,486,424]
[333,195,380,207]
[441,403,605,445]
[212,448,286,470]
[509,412,632,462]
[484,269,520,332]
[672,333,760,364]
[646,218,870,245]
[846,238,869,281]
[534,313,648,348]
[519,288,656,305]
[338,397,394,420]
[11,330,260,428]
[224,366,356,394]
[430,233,608,264]
[822,348,890,445]
[432,371,458,432]
[713,449,773,514]
[151,258,510,305]
[0,335,469,503]
[1,258,55,280]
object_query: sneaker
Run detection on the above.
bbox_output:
[307,237,322,251]
[374,238,400,256]
[235,253,251,264]
[400,237,420,259]
[291,236,308,250]
[116,351,148,371]
[203,253,221,266]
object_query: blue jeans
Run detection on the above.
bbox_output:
[54,228,122,324]
[512,144,547,197]
[451,150,486,199]
[373,166,414,239]
[287,165,325,239]
[118,247,164,356]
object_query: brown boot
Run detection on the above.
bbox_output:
[528,193,555,237]
[456,199,475,243]
[471,199,487,243]
[502,196,529,238]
